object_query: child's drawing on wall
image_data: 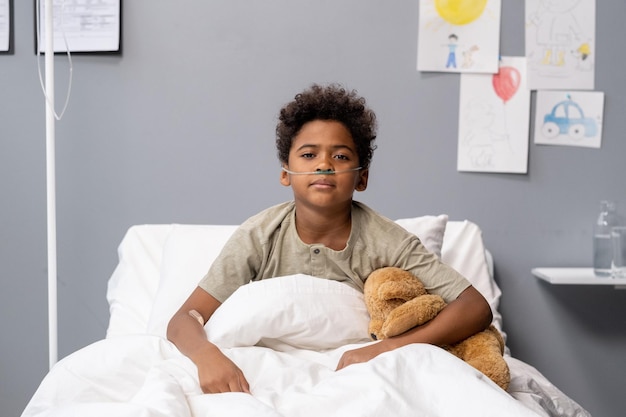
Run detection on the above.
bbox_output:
[525,0,596,90]
[461,45,480,69]
[534,90,604,148]
[572,42,593,71]
[458,57,530,174]
[418,0,501,73]
[445,34,459,69]
[461,99,509,168]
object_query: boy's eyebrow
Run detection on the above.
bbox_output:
[295,143,356,153]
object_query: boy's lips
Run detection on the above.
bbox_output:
[310,179,335,188]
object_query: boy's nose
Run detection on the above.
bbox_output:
[316,155,334,171]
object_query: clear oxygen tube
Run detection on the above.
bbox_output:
[282,167,362,175]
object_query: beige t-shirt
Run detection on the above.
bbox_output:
[199,201,470,303]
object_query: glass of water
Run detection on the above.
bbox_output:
[611,226,626,278]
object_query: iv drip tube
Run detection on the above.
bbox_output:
[44,0,58,369]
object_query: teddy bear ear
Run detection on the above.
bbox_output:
[378,280,424,302]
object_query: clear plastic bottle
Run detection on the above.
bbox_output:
[593,200,618,277]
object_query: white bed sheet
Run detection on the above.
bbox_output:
[24,276,540,417]
[22,337,544,417]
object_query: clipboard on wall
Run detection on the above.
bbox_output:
[35,0,122,54]
[0,0,13,54]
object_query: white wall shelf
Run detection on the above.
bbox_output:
[532,267,626,289]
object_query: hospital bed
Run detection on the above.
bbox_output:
[22,216,591,417]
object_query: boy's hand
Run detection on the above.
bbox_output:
[335,340,392,371]
[195,344,251,394]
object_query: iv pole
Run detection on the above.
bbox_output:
[44,0,58,369]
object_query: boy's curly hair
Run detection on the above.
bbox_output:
[276,84,377,169]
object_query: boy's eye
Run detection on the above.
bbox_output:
[298,152,352,161]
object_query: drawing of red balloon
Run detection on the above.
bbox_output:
[492,66,521,104]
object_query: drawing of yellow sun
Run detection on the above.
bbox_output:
[435,0,488,25]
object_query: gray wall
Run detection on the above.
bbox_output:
[2,2,625,416]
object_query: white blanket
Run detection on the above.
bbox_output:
[23,276,541,417]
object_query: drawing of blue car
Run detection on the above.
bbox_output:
[541,98,597,139]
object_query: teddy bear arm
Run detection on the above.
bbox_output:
[447,327,510,391]
[381,294,446,338]
[368,318,385,341]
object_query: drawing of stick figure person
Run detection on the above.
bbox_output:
[445,34,458,68]
[529,0,583,67]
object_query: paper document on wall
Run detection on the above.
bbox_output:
[0,0,9,52]
[525,0,596,90]
[534,90,604,148]
[457,57,531,174]
[37,0,120,53]
[417,0,501,73]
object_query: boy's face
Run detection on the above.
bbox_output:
[280,120,368,210]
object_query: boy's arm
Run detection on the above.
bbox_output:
[167,287,250,393]
[335,285,492,370]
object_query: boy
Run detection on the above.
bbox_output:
[167,83,492,394]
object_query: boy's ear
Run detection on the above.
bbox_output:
[280,165,291,186]
[355,168,369,192]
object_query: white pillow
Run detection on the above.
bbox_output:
[146,224,237,337]
[205,274,371,350]
[106,224,173,338]
[395,214,448,258]
[442,220,505,341]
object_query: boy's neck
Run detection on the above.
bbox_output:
[293,202,353,251]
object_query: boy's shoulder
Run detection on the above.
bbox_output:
[353,201,394,226]
[352,201,412,237]
[239,201,295,230]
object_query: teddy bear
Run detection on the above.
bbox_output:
[364,267,510,391]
